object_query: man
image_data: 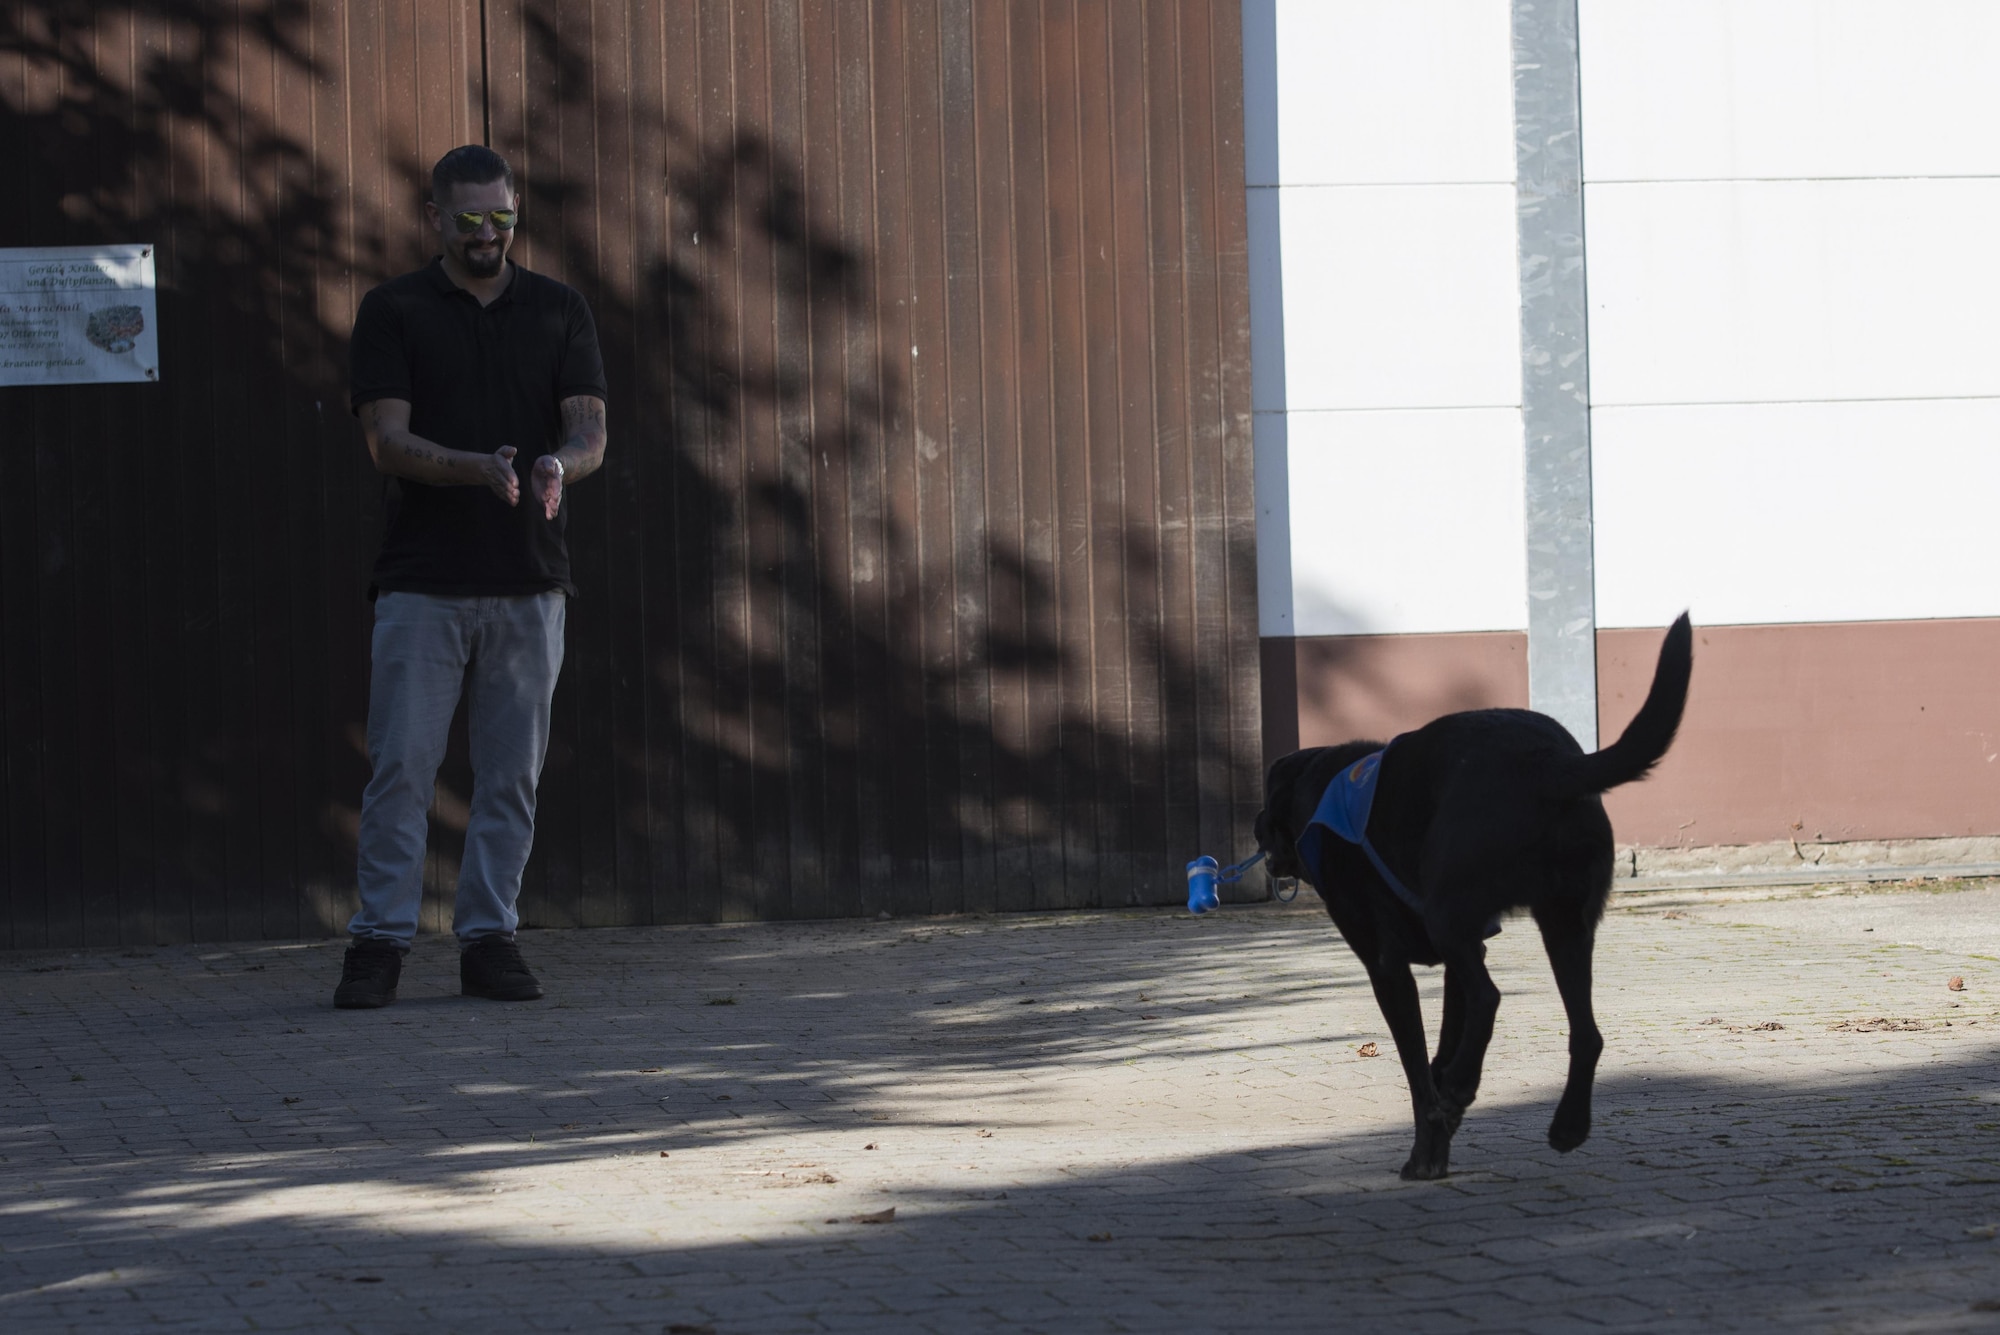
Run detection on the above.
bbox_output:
[336,144,608,1008]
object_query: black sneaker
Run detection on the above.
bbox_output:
[460,936,544,1001]
[334,938,404,1009]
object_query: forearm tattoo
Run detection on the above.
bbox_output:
[561,395,605,439]
[366,401,462,480]
[558,396,607,481]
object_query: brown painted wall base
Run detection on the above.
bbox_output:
[1261,631,1528,757]
[1264,618,2000,848]
[1599,618,2000,846]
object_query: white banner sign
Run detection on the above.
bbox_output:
[0,244,160,386]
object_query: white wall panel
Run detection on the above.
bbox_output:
[1278,185,1521,411]
[1579,0,2000,182]
[1593,400,2000,628]
[1285,408,1527,635]
[1587,179,2000,407]
[1267,0,1515,187]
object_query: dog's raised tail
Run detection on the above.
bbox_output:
[1568,612,1693,795]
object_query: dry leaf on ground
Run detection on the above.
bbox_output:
[1357,1042,1379,1057]
[1949,976,1966,991]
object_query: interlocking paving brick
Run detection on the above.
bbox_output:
[3,880,1999,1332]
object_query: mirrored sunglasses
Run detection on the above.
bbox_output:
[450,208,519,233]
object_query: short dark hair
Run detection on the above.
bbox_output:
[431,145,515,201]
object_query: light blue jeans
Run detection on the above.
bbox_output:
[350,591,566,947]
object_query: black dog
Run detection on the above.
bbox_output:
[1255,614,1693,1180]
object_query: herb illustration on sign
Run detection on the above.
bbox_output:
[85,304,146,354]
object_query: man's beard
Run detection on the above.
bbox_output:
[462,242,504,278]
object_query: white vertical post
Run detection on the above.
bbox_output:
[1513,0,1598,749]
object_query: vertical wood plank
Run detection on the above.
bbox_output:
[798,0,853,918]
[323,0,392,945]
[653,0,709,924]
[1207,0,1261,857]
[1173,0,1232,869]
[113,11,166,947]
[767,0,826,920]
[969,0,1029,912]
[834,0,889,919]
[168,9,229,944]
[65,16,124,947]
[901,0,959,917]
[291,0,347,940]
[0,9,50,948]
[569,0,625,931]
[519,0,584,929]
[1071,0,1135,899]
[1142,0,1201,884]
[866,0,933,918]
[727,0,790,921]
[238,0,303,940]
[666,0,730,925]
[998,1,1062,913]
[1037,0,1097,910]
[611,0,664,926]
[569,0,627,929]
[936,0,994,912]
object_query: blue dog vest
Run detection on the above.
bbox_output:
[1295,743,1502,940]
[1296,748,1420,912]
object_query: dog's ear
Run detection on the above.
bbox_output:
[1255,801,1303,881]
[1256,751,1311,879]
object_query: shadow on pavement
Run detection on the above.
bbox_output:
[4,910,1998,1333]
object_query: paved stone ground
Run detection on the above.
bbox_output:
[4,880,1999,1334]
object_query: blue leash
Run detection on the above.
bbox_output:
[1221,850,1300,903]
[1218,849,1264,883]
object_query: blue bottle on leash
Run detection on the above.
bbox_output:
[1186,856,1221,915]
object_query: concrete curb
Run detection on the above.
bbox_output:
[1616,862,2000,894]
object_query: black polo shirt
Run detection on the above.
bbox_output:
[349,258,607,597]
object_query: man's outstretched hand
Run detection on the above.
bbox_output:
[531,454,564,520]
[482,446,521,506]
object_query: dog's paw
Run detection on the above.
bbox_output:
[1399,1154,1450,1181]
[1402,1114,1456,1180]
[1547,1109,1591,1153]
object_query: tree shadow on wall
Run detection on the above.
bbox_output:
[0,0,1261,946]
[0,0,385,947]
[474,6,1259,931]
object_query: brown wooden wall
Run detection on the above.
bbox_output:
[0,0,1259,946]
